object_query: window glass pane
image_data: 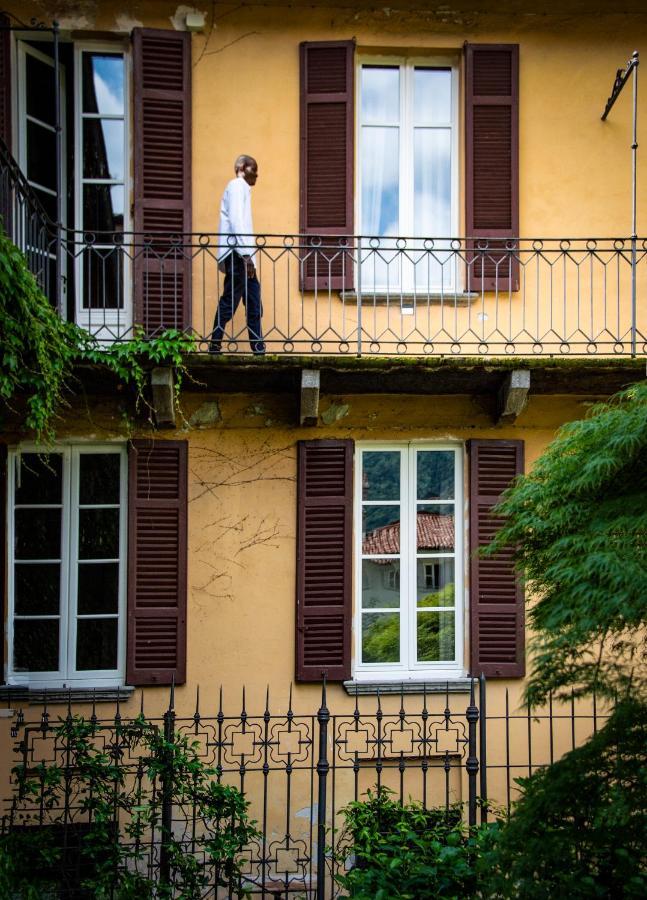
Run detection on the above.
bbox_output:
[25,52,56,126]
[82,53,124,114]
[79,508,119,559]
[83,119,124,180]
[26,120,57,192]
[82,246,124,310]
[361,126,399,235]
[15,563,61,614]
[13,619,59,671]
[362,451,400,501]
[362,612,399,663]
[362,506,400,552]
[361,66,399,124]
[416,450,455,500]
[77,563,119,614]
[83,184,124,233]
[79,454,120,504]
[76,618,118,670]
[33,187,57,222]
[417,559,455,607]
[417,611,455,662]
[362,559,400,608]
[414,129,451,238]
[416,504,454,552]
[15,454,62,504]
[15,509,61,559]
[413,68,451,125]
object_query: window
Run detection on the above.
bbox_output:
[7,446,127,687]
[75,47,129,332]
[355,445,463,679]
[357,58,458,292]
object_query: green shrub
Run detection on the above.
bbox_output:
[0,714,259,898]
[485,700,647,899]
[334,788,497,900]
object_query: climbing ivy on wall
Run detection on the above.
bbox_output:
[0,229,194,443]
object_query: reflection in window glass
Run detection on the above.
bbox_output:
[82,53,124,114]
[358,446,461,672]
[362,612,400,663]
[361,66,399,124]
[10,448,124,682]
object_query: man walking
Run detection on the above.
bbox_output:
[210,155,265,354]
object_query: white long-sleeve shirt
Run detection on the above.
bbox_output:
[217,176,254,261]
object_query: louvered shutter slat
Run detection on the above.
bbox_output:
[127,440,187,685]
[133,29,191,336]
[300,42,354,291]
[465,44,519,292]
[469,439,524,677]
[296,440,353,681]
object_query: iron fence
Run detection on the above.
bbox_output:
[1,138,646,358]
[1,677,609,898]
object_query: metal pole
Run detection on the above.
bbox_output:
[53,21,63,315]
[631,52,639,357]
[356,237,362,356]
[465,677,479,828]
[160,681,176,887]
[478,673,488,824]
[316,677,330,899]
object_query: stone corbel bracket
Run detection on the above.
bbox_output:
[497,369,530,424]
[151,366,176,428]
[300,369,321,426]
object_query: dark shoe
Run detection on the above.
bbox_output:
[209,343,222,354]
[252,342,266,355]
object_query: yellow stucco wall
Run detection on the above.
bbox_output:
[0,0,640,818]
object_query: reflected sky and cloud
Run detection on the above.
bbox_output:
[359,64,454,290]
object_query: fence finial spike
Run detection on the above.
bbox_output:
[242,685,247,716]
[169,675,176,711]
[265,684,270,715]
[218,684,223,715]
[320,672,327,708]
[195,684,200,716]
[66,687,72,719]
[288,681,293,714]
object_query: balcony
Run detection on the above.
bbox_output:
[2,142,646,360]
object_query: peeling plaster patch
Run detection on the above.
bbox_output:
[170,5,207,31]
[244,403,268,418]
[114,13,143,32]
[189,401,221,428]
[56,15,93,30]
[295,804,317,823]
[321,402,349,425]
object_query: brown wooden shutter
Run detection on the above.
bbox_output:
[0,14,11,149]
[133,29,191,336]
[300,41,354,291]
[296,440,353,681]
[468,439,524,678]
[127,440,187,686]
[465,44,519,292]
[0,445,6,683]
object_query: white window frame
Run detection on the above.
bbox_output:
[6,444,128,689]
[356,55,460,293]
[74,42,132,339]
[354,442,465,682]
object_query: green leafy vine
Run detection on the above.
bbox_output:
[0,228,195,443]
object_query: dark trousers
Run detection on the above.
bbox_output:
[210,252,264,353]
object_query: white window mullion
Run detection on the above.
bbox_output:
[66,447,80,682]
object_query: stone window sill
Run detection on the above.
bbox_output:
[343,678,473,696]
[339,291,477,307]
[1,686,135,706]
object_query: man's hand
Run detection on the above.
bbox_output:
[245,257,256,280]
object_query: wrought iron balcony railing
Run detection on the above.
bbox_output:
[2,142,645,358]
